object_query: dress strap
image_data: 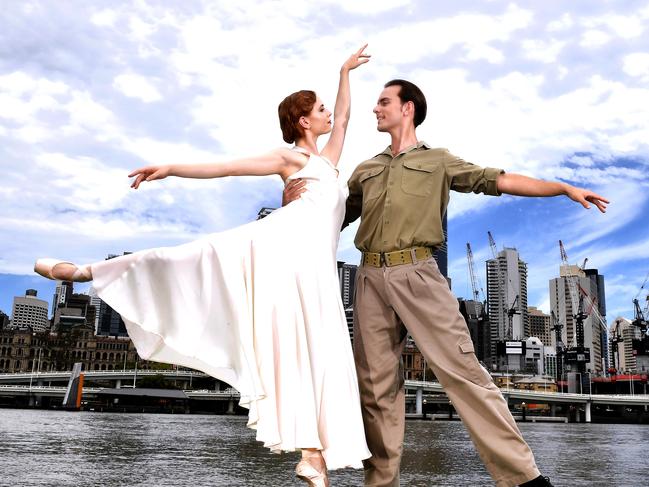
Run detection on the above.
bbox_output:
[292,146,311,156]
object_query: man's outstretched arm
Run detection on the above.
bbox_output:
[497,173,609,213]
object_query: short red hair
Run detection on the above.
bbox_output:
[278,90,316,143]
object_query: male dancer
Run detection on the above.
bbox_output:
[285,79,608,487]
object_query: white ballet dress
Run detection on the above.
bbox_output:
[90,147,371,469]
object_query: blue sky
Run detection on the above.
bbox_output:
[2,1,649,324]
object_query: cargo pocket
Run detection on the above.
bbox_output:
[458,339,493,388]
[401,160,441,196]
[359,165,386,202]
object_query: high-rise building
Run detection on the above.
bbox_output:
[549,265,605,373]
[609,317,641,373]
[486,248,528,365]
[52,281,73,315]
[584,268,608,371]
[0,310,9,330]
[432,214,448,278]
[528,307,552,348]
[11,290,49,332]
[88,287,102,332]
[53,293,96,332]
[458,299,490,364]
[96,253,131,337]
[257,207,276,220]
[337,261,357,309]
[543,347,557,378]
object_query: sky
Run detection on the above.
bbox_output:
[1,1,648,326]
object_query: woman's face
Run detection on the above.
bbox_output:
[303,96,332,136]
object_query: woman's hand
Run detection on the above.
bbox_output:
[342,44,370,72]
[128,165,172,189]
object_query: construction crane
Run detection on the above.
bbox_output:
[630,274,649,373]
[506,294,520,341]
[466,243,486,303]
[558,241,593,378]
[632,298,648,336]
[609,318,625,375]
[551,311,565,386]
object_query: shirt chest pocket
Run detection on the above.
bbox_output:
[359,165,386,201]
[401,160,442,196]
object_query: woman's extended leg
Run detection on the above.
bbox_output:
[34,259,93,282]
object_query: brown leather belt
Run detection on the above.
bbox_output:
[361,246,433,267]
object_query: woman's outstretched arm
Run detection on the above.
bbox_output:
[321,44,370,166]
[129,148,300,189]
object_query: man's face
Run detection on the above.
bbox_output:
[373,85,403,132]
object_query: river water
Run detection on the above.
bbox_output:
[1,409,647,486]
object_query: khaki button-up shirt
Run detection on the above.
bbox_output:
[345,142,504,253]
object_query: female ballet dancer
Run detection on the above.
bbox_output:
[35,45,371,486]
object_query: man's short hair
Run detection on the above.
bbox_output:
[384,79,427,127]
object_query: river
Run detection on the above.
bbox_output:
[1,409,647,486]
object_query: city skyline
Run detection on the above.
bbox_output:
[2,2,648,323]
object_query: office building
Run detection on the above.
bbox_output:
[0,311,9,330]
[257,207,275,220]
[432,214,448,278]
[544,346,557,378]
[53,294,96,332]
[609,316,641,373]
[52,281,73,315]
[96,253,131,337]
[523,337,544,375]
[549,265,605,373]
[458,298,490,364]
[486,247,528,369]
[337,261,357,309]
[10,290,49,332]
[528,307,552,349]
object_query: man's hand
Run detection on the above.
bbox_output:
[497,173,610,213]
[565,186,609,213]
[282,179,306,206]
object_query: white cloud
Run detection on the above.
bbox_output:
[323,0,410,14]
[583,13,646,39]
[522,39,566,63]
[580,29,611,48]
[623,52,649,81]
[113,73,162,103]
[547,13,574,32]
[91,8,118,27]
[35,153,132,211]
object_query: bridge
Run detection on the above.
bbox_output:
[0,369,205,383]
[1,372,647,422]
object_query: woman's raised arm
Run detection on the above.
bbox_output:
[321,44,370,166]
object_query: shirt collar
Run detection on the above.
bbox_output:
[381,141,431,157]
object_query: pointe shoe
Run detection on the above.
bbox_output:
[34,258,92,282]
[295,459,329,487]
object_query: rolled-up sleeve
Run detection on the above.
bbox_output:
[446,152,505,196]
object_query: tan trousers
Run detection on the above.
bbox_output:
[353,257,541,487]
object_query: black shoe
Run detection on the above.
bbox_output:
[520,475,554,487]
